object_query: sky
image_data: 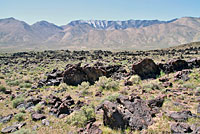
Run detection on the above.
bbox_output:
[0,0,200,25]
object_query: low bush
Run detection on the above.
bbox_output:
[33,104,43,113]
[129,75,141,84]
[100,93,120,103]
[95,76,119,91]
[183,83,195,89]
[66,105,95,127]
[13,128,34,134]
[7,80,20,86]
[0,85,6,92]
[14,113,25,122]
[142,82,161,91]
[19,83,32,88]
[77,81,90,90]
[12,96,25,108]
[58,83,69,91]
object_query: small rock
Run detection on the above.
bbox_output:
[42,119,50,126]
[171,123,193,134]
[0,114,13,123]
[31,113,46,121]
[159,77,169,82]
[197,103,200,114]
[168,111,195,122]
[32,125,39,131]
[124,81,133,86]
[1,122,26,133]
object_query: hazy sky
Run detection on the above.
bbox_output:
[1,0,200,25]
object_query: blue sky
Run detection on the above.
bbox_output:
[0,0,200,25]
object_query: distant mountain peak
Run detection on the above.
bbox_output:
[68,19,177,30]
[0,17,200,50]
[32,21,63,30]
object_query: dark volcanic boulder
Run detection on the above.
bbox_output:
[100,95,153,130]
[169,59,188,71]
[132,58,160,79]
[78,122,102,134]
[147,95,166,116]
[159,59,189,74]
[187,58,200,68]
[48,95,78,118]
[63,63,106,86]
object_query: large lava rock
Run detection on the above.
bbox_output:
[63,63,106,86]
[99,95,154,130]
[132,58,160,79]
[159,59,189,74]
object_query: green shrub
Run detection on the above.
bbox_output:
[58,83,69,91]
[13,128,35,134]
[77,82,90,90]
[33,104,42,113]
[195,87,200,92]
[7,80,20,86]
[67,105,95,127]
[156,70,166,78]
[19,108,26,113]
[12,96,25,108]
[0,85,6,92]
[14,113,25,122]
[77,82,91,96]
[95,76,119,91]
[19,83,32,88]
[183,83,195,89]
[101,93,120,103]
[129,75,141,84]
[142,82,161,91]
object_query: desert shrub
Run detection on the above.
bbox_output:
[183,83,195,89]
[58,83,69,91]
[77,82,90,90]
[156,70,166,78]
[95,76,119,91]
[100,93,120,103]
[7,80,20,86]
[0,85,6,92]
[66,105,95,127]
[142,82,161,91]
[195,87,200,92]
[77,82,91,96]
[129,75,141,84]
[19,108,26,113]
[33,104,42,113]
[19,83,32,88]
[14,113,25,122]
[12,96,25,108]
[13,128,34,134]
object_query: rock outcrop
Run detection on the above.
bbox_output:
[99,94,165,130]
[132,58,160,79]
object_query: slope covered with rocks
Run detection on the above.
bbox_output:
[0,43,200,133]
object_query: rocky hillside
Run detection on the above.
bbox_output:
[0,44,200,133]
[0,17,200,50]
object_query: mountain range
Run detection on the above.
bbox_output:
[0,17,200,50]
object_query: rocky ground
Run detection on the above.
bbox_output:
[0,44,200,134]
